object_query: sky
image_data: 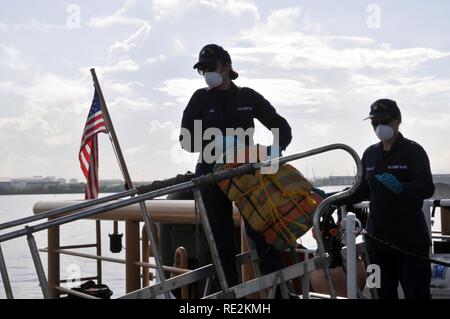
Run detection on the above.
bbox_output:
[1,0,450,182]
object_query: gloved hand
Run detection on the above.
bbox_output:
[375,173,403,194]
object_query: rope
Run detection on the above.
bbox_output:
[362,230,450,267]
[256,173,312,245]
[258,174,292,242]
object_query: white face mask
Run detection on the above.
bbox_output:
[204,71,224,88]
[375,124,395,141]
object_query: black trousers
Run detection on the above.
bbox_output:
[196,164,284,287]
[367,242,431,299]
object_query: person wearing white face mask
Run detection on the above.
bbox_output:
[339,99,435,299]
[179,44,292,290]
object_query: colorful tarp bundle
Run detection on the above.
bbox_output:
[215,145,323,251]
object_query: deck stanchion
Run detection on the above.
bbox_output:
[96,220,102,285]
[345,213,357,299]
[138,201,171,298]
[26,227,50,299]
[47,221,60,299]
[141,226,150,287]
[0,244,14,299]
[125,221,141,293]
[173,247,189,299]
[193,188,231,295]
[301,249,310,299]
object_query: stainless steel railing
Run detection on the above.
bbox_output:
[0,143,362,299]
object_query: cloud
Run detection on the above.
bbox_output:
[200,0,260,19]
[156,78,205,104]
[2,2,450,179]
[0,20,66,32]
[152,0,260,21]
[0,81,20,92]
[156,77,333,107]
[109,97,154,111]
[238,77,334,106]
[230,6,450,71]
[348,75,450,98]
[152,0,199,20]
[108,23,152,57]
[124,144,145,156]
[101,59,140,73]
[19,74,91,114]
[45,132,72,146]
[104,80,143,94]
[0,112,50,132]
[149,120,176,133]
[87,0,148,28]
[0,44,28,71]
[104,23,153,75]
[145,54,166,64]
[172,38,189,55]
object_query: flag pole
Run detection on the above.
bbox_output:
[90,68,134,190]
[90,68,143,292]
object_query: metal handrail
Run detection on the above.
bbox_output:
[312,145,363,263]
[0,174,195,232]
[0,144,361,244]
[0,144,362,300]
[0,189,136,231]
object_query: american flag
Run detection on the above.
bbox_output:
[79,91,107,199]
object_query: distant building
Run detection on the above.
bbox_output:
[327,176,355,186]
[319,174,450,187]
[26,180,59,190]
[99,179,124,187]
[433,174,450,185]
[11,177,59,190]
[0,180,11,190]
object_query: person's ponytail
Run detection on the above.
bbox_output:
[229,69,239,80]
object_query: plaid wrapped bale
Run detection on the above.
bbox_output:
[215,152,322,251]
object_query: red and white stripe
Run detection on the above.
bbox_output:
[79,102,107,199]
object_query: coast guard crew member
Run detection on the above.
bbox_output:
[179,44,292,287]
[344,99,434,299]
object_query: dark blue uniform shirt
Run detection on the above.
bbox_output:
[350,133,434,252]
[179,82,292,171]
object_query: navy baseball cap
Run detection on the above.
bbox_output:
[364,99,401,121]
[193,44,232,69]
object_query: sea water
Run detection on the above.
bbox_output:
[0,189,443,298]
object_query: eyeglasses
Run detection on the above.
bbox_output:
[197,62,219,75]
[371,117,393,127]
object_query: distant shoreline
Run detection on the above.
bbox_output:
[0,186,125,195]
[1,183,449,198]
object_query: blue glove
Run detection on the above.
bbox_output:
[267,145,282,159]
[374,173,403,194]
